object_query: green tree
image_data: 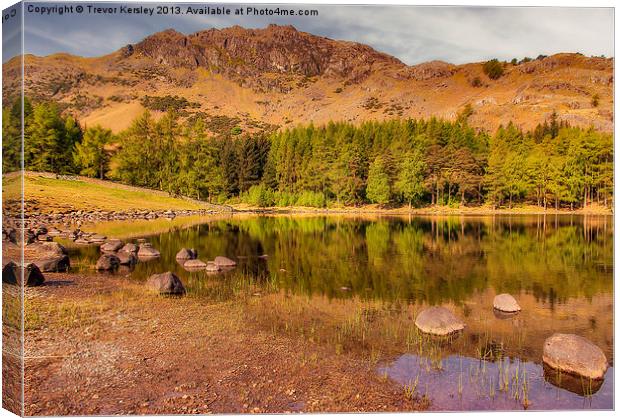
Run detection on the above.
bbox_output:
[395,150,426,208]
[73,126,112,179]
[366,156,391,205]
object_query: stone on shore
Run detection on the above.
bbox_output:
[493,293,521,313]
[414,306,465,336]
[184,259,207,270]
[146,272,185,295]
[34,255,70,272]
[214,256,237,267]
[100,240,124,252]
[24,263,45,286]
[2,261,17,285]
[542,333,608,380]
[95,254,120,271]
[176,248,197,260]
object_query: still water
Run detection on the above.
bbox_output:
[68,214,613,411]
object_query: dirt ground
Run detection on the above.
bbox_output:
[19,272,427,415]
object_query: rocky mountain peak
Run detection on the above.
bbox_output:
[127,24,405,83]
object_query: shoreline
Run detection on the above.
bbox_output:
[229,204,613,216]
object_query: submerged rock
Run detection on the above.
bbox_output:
[543,333,608,380]
[184,259,207,270]
[493,293,521,313]
[146,272,185,295]
[414,306,465,336]
[214,256,237,267]
[176,248,197,260]
[95,254,120,271]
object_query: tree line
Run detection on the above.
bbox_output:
[2,97,613,209]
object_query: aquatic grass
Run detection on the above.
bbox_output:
[403,374,420,400]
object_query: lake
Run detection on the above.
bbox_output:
[66,214,614,411]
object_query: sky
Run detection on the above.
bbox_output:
[2,2,615,65]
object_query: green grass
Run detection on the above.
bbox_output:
[5,173,209,213]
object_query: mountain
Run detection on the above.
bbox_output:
[3,24,614,134]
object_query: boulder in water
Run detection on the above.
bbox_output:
[176,248,197,260]
[137,244,160,258]
[117,251,137,266]
[493,293,521,313]
[95,254,120,271]
[543,333,608,380]
[120,243,139,253]
[414,306,465,336]
[206,262,221,272]
[100,240,124,252]
[214,256,237,267]
[146,272,185,295]
[184,259,207,270]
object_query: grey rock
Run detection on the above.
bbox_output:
[95,254,120,271]
[183,259,207,270]
[117,251,137,266]
[146,272,185,295]
[34,255,70,272]
[100,240,124,252]
[176,248,197,260]
[138,244,160,258]
[543,333,608,380]
[214,256,237,267]
[414,306,465,336]
[493,294,521,313]
[120,243,139,253]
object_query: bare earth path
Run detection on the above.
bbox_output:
[23,273,426,415]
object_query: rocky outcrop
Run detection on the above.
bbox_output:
[414,306,465,336]
[131,25,405,85]
[146,272,185,295]
[543,333,608,380]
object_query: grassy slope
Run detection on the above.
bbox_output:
[4,173,208,213]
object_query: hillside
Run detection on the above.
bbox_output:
[2,172,215,213]
[3,24,614,134]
